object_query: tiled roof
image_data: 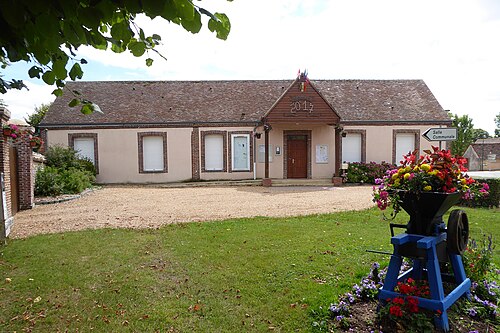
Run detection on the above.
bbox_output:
[471,138,500,157]
[41,79,450,126]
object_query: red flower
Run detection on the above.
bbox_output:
[406,296,419,313]
[392,297,405,305]
[390,305,403,317]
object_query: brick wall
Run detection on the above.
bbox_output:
[0,107,12,218]
[15,125,35,210]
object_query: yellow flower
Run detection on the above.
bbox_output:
[394,179,400,186]
[423,185,432,191]
[413,166,420,172]
[461,179,467,185]
[392,173,400,180]
[397,168,405,175]
[421,164,431,172]
[404,166,411,173]
[404,173,411,180]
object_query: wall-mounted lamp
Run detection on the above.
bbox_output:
[275,146,281,155]
[254,132,262,139]
[341,131,347,138]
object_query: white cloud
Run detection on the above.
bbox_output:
[2,82,55,121]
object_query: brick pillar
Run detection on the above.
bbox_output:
[0,107,12,218]
[0,107,13,240]
[191,127,200,180]
[15,125,35,210]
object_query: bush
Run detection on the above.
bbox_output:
[461,178,500,208]
[35,166,64,196]
[45,145,85,170]
[35,146,96,196]
[345,161,395,184]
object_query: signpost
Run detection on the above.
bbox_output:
[422,127,457,142]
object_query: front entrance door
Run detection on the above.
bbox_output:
[287,135,308,178]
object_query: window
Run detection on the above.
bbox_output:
[74,138,95,164]
[231,133,250,171]
[258,144,273,163]
[393,130,419,164]
[138,132,168,173]
[68,133,98,173]
[204,134,224,171]
[342,133,362,163]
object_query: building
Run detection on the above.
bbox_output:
[40,75,452,184]
[463,137,500,171]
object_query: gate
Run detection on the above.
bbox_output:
[9,144,19,215]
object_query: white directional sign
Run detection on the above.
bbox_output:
[422,127,457,142]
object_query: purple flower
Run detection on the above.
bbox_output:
[468,307,477,317]
[335,315,344,321]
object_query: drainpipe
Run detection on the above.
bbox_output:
[252,123,260,180]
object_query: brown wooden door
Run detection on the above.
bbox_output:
[287,135,307,178]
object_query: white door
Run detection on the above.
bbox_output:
[143,136,164,171]
[232,134,249,170]
[74,138,95,164]
[395,134,415,163]
[342,133,362,163]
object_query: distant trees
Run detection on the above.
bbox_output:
[495,112,500,137]
[25,103,51,134]
[450,114,475,156]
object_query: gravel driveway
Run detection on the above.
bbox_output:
[10,185,375,239]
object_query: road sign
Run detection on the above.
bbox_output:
[422,128,457,142]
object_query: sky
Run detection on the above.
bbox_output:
[2,0,500,135]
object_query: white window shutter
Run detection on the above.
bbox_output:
[395,134,415,163]
[143,136,164,171]
[205,134,224,170]
[74,138,95,164]
[342,134,362,163]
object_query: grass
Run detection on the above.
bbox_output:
[0,207,498,332]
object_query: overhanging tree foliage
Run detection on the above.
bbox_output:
[25,102,51,134]
[0,0,231,114]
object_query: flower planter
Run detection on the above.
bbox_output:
[397,191,462,236]
[3,128,12,137]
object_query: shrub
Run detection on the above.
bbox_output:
[35,166,64,196]
[345,161,395,184]
[461,178,499,208]
[35,146,96,196]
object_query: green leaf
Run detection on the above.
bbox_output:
[81,103,94,115]
[146,58,153,67]
[173,0,195,21]
[110,21,133,42]
[81,58,88,64]
[208,13,231,40]
[56,79,65,88]
[52,58,68,79]
[181,10,202,33]
[68,63,83,80]
[69,98,80,107]
[28,66,42,78]
[128,40,146,57]
[52,88,64,97]
[42,71,56,85]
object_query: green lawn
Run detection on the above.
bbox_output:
[0,207,498,332]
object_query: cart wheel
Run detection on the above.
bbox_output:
[447,209,469,255]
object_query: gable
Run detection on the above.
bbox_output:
[263,79,340,125]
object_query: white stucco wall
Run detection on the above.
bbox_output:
[47,128,193,183]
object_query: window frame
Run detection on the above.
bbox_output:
[68,133,99,174]
[138,132,168,174]
[341,129,366,163]
[229,132,252,172]
[392,129,420,164]
[201,131,227,173]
